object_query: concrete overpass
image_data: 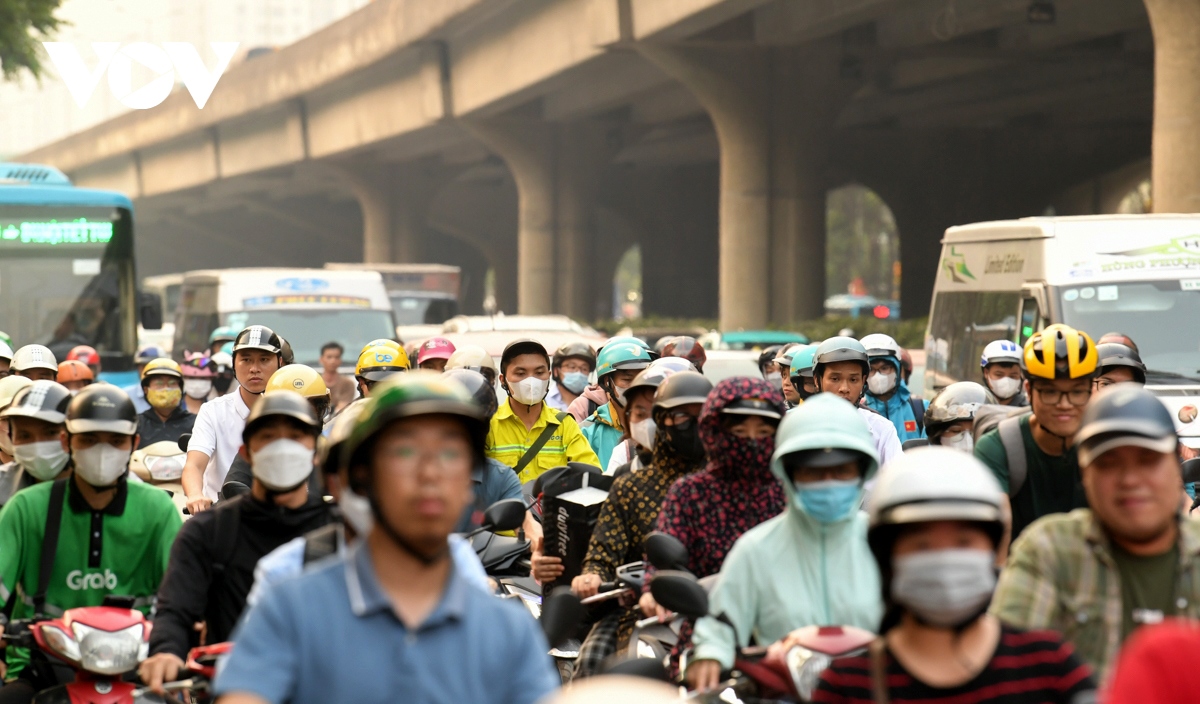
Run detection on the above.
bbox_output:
[21,0,1200,328]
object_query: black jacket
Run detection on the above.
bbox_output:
[136,405,195,449]
[149,493,334,658]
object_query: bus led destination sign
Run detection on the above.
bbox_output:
[0,218,113,246]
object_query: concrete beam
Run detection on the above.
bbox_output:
[217,102,307,179]
[630,0,775,41]
[753,0,893,45]
[70,155,141,197]
[877,0,1028,48]
[1144,0,1200,212]
[139,132,219,197]
[541,53,673,122]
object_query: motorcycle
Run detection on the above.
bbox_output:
[130,642,232,704]
[129,440,189,520]
[2,597,165,703]
[650,571,875,702]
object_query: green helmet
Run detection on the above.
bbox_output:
[770,393,879,496]
[812,336,869,385]
[603,336,650,352]
[0,331,12,349]
[342,371,487,481]
[209,326,238,346]
[788,344,819,382]
[595,342,653,379]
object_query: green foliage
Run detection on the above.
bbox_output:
[591,315,929,349]
[826,185,900,300]
[0,0,64,81]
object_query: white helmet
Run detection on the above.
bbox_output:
[0,375,34,412]
[868,447,1006,556]
[0,340,13,363]
[980,340,1021,368]
[860,334,903,361]
[11,344,57,374]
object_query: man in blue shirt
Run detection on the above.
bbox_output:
[860,333,925,444]
[213,372,559,704]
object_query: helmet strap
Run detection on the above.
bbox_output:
[367,491,449,566]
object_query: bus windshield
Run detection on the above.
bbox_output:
[1058,280,1200,383]
[223,308,396,367]
[0,204,133,361]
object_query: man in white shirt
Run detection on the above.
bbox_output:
[181,325,283,514]
[810,336,903,467]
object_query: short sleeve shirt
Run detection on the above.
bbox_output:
[188,390,252,501]
[215,541,560,704]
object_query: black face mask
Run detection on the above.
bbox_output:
[213,374,234,394]
[663,421,705,464]
[795,381,816,402]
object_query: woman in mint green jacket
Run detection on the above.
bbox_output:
[687,393,886,692]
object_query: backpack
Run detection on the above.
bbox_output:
[908,397,926,434]
[972,404,1033,498]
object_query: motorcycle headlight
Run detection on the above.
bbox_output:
[144,455,184,481]
[40,624,80,664]
[785,645,832,701]
[72,622,145,675]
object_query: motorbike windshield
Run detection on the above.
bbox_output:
[1058,280,1200,382]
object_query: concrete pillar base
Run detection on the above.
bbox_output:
[1144,0,1200,212]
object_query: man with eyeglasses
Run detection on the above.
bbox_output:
[975,325,1098,539]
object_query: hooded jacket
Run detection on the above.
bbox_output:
[692,393,885,669]
[580,401,624,470]
[862,356,925,443]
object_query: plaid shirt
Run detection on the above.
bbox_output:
[991,508,1200,682]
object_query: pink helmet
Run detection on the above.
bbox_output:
[180,350,215,378]
[417,337,457,366]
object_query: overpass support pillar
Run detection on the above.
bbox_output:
[340,166,393,264]
[337,164,451,264]
[639,41,852,329]
[1144,0,1200,212]
[466,119,608,318]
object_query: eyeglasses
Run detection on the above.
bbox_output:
[1033,386,1092,406]
[665,411,697,426]
[382,444,472,477]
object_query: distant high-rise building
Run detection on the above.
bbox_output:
[0,0,371,158]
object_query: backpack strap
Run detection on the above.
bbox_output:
[998,417,1028,498]
[210,499,241,577]
[18,478,68,619]
[302,523,340,565]
[513,412,569,476]
[868,636,890,704]
[908,397,925,433]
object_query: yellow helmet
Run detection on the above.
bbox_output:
[1023,324,1098,380]
[356,344,409,381]
[140,358,183,382]
[366,339,404,354]
[267,364,331,422]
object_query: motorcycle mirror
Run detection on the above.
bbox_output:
[177,433,192,453]
[649,570,709,619]
[643,531,689,572]
[1182,458,1200,485]
[481,498,527,533]
[540,587,585,649]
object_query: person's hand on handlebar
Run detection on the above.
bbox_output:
[571,573,602,599]
[530,536,563,584]
[185,494,212,514]
[638,592,672,622]
[687,659,722,692]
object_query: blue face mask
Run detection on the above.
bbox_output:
[560,371,589,395]
[795,479,861,524]
[1187,482,1197,501]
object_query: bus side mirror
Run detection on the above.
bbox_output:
[138,292,163,330]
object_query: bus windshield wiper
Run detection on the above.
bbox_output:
[1145,368,1200,384]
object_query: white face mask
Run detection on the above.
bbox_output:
[867,371,897,396]
[941,432,974,453]
[250,438,315,492]
[183,379,213,400]
[630,418,657,450]
[891,549,997,628]
[765,371,783,390]
[339,487,374,536]
[73,442,131,487]
[14,440,71,481]
[612,384,628,407]
[509,376,549,406]
[988,376,1022,400]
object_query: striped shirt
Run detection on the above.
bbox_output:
[814,627,1095,704]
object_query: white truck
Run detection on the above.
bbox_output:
[172,268,396,369]
[924,214,1200,445]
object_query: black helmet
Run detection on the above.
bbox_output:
[279,336,295,366]
[233,325,284,356]
[1076,384,1177,467]
[443,368,498,420]
[923,382,995,442]
[500,338,550,375]
[1095,343,1146,385]
[622,366,681,408]
[758,345,784,373]
[65,385,138,435]
[653,371,713,413]
[1,381,72,425]
[553,342,597,371]
[320,398,367,476]
[243,390,322,445]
